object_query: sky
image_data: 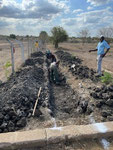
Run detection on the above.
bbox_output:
[0,0,113,36]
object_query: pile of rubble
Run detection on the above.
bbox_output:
[90,84,113,121]
[56,50,98,81]
[0,51,49,133]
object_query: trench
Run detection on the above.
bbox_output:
[0,47,113,149]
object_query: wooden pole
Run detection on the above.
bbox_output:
[32,87,42,116]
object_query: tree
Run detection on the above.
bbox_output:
[98,27,113,43]
[39,31,48,44]
[51,26,68,48]
[10,34,16,39]
[98,27,113,38]
[78,29,90,44]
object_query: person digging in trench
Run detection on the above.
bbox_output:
[46,50,63,84]
[46,50,56,64]
[89,35,110,77]
[49,60,61,84]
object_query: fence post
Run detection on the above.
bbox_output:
[7,39,15,74]
[28,38,30,57]
[15,40,25,63]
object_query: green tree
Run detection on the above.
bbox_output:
[51,26,68,48]
[10,34,16,39]
[39,31,48,44]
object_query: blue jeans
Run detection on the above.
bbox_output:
[97,55,103,75]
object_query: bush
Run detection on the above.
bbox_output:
[100,72,113,84]
[3,61,12,79]
[10,34,16,39]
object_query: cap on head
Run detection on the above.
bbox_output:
[46,50,50,54]
[100,35,104,38]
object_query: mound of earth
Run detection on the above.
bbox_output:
[0,51,48,133]
[90,84,113,121]
[55,50,98,81]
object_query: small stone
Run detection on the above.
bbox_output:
[87,106,93,115]
[0,122,7,130]
[76,107,83,114]
[102,93,109,100]
[8,121,14,127]
[106,99,113,107]
[90,92,98,99]
[0,113,4,120]
[101,110,111,118]
[96,100,104,108]
[107,116,113,121]
[16,117,27,128]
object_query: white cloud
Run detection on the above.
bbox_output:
[87,6,93,10]
[0,0,69,19]
[73,9,83,14]
[61,7,113,36]
[0,0,70,35]
[87,0,112,6]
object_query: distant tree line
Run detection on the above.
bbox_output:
[2,26,113,48]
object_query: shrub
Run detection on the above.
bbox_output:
[3,61,12,79]
[10,34,16,39]
[100,72,113,84]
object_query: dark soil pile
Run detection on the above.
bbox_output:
[55,50,98,81]
[90,84,113,121]
[0,51,48,133]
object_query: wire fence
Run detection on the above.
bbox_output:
[0,38,41,82]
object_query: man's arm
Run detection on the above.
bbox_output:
[89,49,97,52]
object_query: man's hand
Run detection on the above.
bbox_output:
[89,50,92,52]
[101,54,105,58]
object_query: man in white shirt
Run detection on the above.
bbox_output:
[50,61,60,84]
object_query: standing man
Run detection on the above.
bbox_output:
[35,41,39,51]
[89,35,110,77]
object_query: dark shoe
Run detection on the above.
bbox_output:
[95,74,102,77]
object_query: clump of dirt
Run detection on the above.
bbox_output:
[90,84,113,121]
[55,50,98,81]
[31,51,44,57]
[23,57,44,66]
[0,51,48,133]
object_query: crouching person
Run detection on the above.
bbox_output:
[50,61,60,84]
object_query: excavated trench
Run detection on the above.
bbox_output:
[55,49,113,123]
[0,49,113,150]
[0,48,113,135]
[0,49,95,134]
